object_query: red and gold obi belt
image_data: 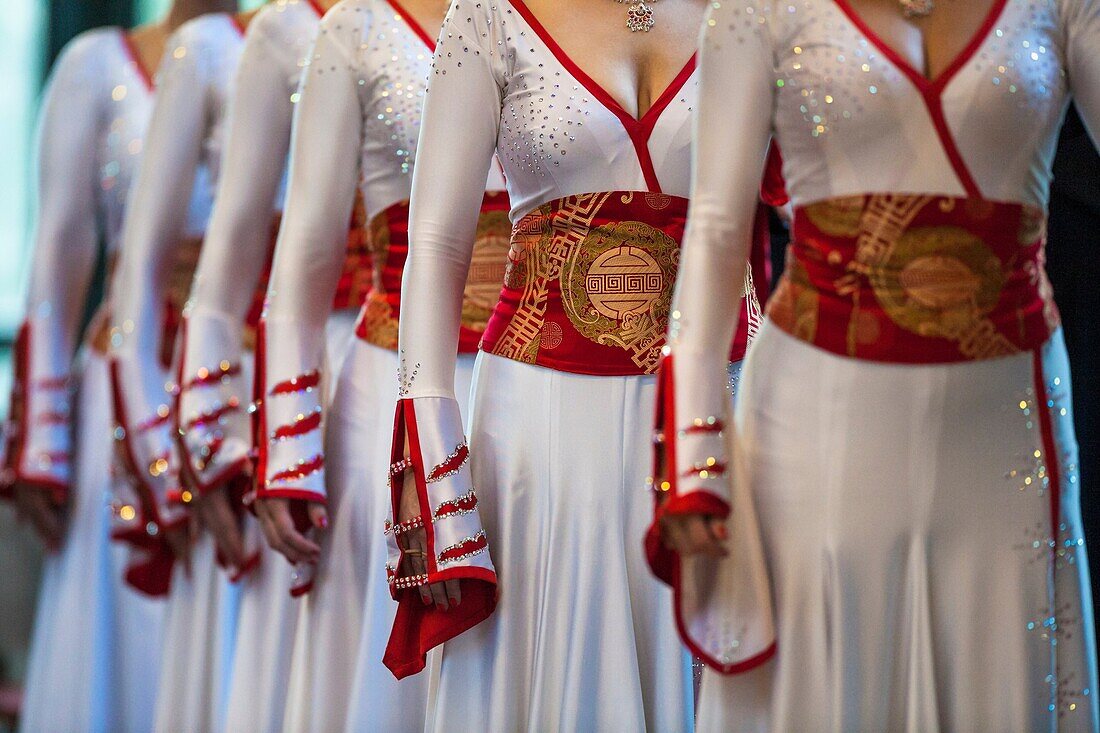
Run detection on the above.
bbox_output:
[768,194,1060,363]
[355,191,512,351]
[481,191,760,377]
[334,191,372,311]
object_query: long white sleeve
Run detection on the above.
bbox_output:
[178,17,297,495]
[660,0,775,517]
[382,0,503,681]
[644,0,778,675]
[1064,0,1100,142]
[254,18,361,505]
[110,28,209,527]
[397,0,502,402]
[2,34,107,500]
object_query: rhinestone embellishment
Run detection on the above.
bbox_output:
[616,0,659,32]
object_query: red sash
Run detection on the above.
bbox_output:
[481,191,762,376]
[768,194,1059,363]
[355,192,512,351]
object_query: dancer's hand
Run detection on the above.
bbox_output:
[12,484,65,551]
[193,485,245,570]
[255,496,324,565]
[398,468,461,611]
[660,513,729,558]
[164,517,194,572]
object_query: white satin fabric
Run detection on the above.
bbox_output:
[16,28,165,733]
[178,4,328,731]
[282,343,473,733]
[397,0,696,726]
[20,353,165,733]
[671,0,1100,727]
[426,352,693,732]
[698,325,1097,732]
[106,13,248,733]
[262,0,500,725]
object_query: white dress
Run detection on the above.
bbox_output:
[172,3,356,731]
[255,1,506,728]
[664,0,1100,730]
[4,27,166,733]
[109,13,251,733]
[391,0,762,728]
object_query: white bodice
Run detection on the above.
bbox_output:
[428,0,698,220]
[734,0,1098,208]
[308,0,469,219]
[95,30,157,255]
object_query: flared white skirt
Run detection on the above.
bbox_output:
[282,338,473,733]
[698,322,1099,732]
[225,310,357,733]
[19,349,166,733]
[428,352,693,732]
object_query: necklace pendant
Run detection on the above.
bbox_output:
[626,1,655,32]
[899,0,934,18]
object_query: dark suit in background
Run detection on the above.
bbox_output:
[1046,105,1100,609]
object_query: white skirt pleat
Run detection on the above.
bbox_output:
[153,532,242,733]
[698,323,1099,733]
[19,350,166,733]
[283,339,473,733]
[428,352,693,733]
[225,311,357,733]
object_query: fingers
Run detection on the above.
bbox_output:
[307,503,328,532]
[444,579,462,608]
[662,514,729,558]
[15,488,64,551]
[256,499,321,565]
[201,491,245,568]
[685,516,728,558]
[165,524,192,573]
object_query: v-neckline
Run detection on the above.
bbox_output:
[382,0,438,52]
[119,30,155,92]
[832,0,1009,92]
[507,0,697,128]
[306,0,327,17]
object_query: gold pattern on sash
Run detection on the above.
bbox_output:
[492,192,679,373]
[462,208,512,333]
[767,254,819,342]
[359,205,400,349]
[787,195,1046,360]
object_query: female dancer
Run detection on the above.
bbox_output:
[108,4,272,730]
[251,0,508,728]
[387,0,769,727]
[659,0,1100,729]
[0,3,230,730]
[172,0,357,730]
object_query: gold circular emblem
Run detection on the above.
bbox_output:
[562,221,678,349]
[540,321,563,350]
[871,225,1004,339]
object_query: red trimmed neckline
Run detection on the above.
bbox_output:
[228,13,247,36]
[507,0,697,193]
[831,0,1009,93]
[832,0,1008,198]
[119,29,155,92]
[306,0,327,17]
[382,0,437,52]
